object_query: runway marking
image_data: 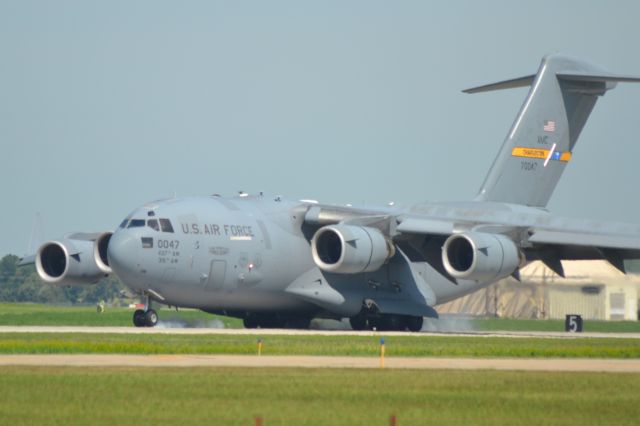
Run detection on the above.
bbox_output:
[0,354,639,372]
[0,326,638,339]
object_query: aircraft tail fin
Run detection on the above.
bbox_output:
[469,54,640,208]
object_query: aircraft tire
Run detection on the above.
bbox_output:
[144,309,159,327]
[406,315,424,332]
[349,315,368,331]
[133,309,146,327]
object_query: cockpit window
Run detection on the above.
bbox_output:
[147,219,159,231]
[128,219,145,228]
[159,218,174,233]
[119,219,129,229]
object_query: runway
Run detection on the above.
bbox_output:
[0,325,638,339]
[0,354,639,372]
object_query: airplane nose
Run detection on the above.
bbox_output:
[107,230,140,280]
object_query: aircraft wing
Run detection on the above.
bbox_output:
[524,228,640,274]
[303,203,640,277]
[527,229,640,252]
[396,215,640,276]
[17,254,36,266]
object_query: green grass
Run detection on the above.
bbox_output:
[0,367,638,425]
[0,303,243,327]
[472,317,640,333]
[0,333,638,358]
[2,303,640,333]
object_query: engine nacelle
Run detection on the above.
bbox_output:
[36,238,108,285]
[94,232,113,274]
[442,232,521,282]
[311,225,395,274]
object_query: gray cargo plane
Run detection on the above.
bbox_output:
[23,55,640,330]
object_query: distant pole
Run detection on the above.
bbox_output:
[390,414,397,426]
[380,338,385,369]
[257,339,262,356]
[255,416,263,426]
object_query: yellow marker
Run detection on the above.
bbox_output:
[380,338,385,369]
[257,339,262,356]
[511,147,548,159]
[511,146,571,162]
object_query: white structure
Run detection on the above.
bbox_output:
[437,261,640,320]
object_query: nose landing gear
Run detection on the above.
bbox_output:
[133,308,159,327]
[132,293,159,327]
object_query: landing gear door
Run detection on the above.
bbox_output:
[204,260,227,291]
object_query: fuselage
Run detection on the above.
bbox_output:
[107,195,323,314]
[106,194,546,319]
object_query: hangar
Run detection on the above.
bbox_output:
[437,261,640,321]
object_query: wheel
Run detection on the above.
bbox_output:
[367,316,381,331]
[349,315,368,331]
[133,309,145,327]
[405,315,424,332]
[144,309,159,327]
[379,314,404,331]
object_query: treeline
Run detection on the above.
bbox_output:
[0,254,127,305]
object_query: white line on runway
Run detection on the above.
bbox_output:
[0,326,638,339]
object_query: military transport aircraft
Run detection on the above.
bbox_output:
[22,55,640,330]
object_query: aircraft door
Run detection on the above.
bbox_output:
[204,260,227,291]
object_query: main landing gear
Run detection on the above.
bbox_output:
[349,313,424,332]
[132,293,159,327]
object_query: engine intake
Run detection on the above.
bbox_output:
[94,232,113,274]
[442,232,521,282]
[311,225,394,274]
[36,239,107,285]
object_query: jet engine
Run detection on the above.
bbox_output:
[311,225,395,274]
[36,237,110,286]
[442,232,521,282]
[93,232,113,274]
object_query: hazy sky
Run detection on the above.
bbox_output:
[2,1,640,257]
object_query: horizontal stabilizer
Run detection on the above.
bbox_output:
[462,74,535,94]
[557,72,640,84]
[464,72,640,95]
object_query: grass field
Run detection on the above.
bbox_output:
[0,332,638,358]
[2,303,640,333]
[0,303,243,327]
[0,367,638,425]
